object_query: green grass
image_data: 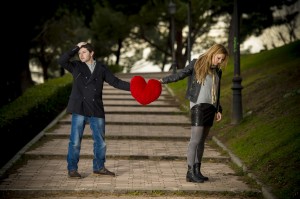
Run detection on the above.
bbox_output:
[167,40,300,199]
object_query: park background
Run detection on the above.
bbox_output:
[0,1,299,199]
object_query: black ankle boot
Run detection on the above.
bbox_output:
[186,165,204,183]
[194,163,209,181]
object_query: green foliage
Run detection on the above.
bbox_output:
[166,40,300,199]
[167,78,189,109]
[90,3,131,59]
[0,74,72,167]
[31,9,91,80]
[108,64,124,74]
[0,74,72,127]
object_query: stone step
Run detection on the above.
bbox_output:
[25,138,229,161]
[102,88,170,96]
[102,99,180,106]
[102,94,173,100]
[59,114,190,126]
[46,124,192,140]
[104,107,185,115]
[0,159,260,198]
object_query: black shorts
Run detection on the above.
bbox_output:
[191,103,216,126]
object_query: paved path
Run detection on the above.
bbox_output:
[0,72,262,199]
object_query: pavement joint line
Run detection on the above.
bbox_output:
[102,104,180,107]
[58,121,191,126]
[44,134,190,140]
[103,98,176,101]
[22,154,230,162]
[107,111,186,114]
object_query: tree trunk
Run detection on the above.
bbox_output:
[115,38,123,65]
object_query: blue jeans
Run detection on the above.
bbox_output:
[67,113,106,172]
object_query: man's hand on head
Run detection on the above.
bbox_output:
[77,42,87,48]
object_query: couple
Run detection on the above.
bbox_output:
[58,42,229,183]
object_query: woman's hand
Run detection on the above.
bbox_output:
[216,112,222,122]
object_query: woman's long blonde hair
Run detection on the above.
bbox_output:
[194,43,229,84]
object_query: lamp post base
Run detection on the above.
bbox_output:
[171,62,177,74]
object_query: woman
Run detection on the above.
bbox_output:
[159,44,229,183]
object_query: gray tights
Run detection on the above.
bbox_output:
[187,126,210,166]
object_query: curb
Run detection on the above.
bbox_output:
[0,109,67,178]
[212,136,278,199]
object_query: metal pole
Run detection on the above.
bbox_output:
[231,0,243,124]
[171,15,177,73]
[169,1,177,74]
[187,0,191,64]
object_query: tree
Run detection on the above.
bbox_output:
[0,0,61,107]
[90,3,131,65]
[90,0,149,69]
[226,0,299,54]
[1,0,298,108]
[128,0,299,70]
[31,10,91,81]
[0,0,94,107]
[273,2,300,43]
[127,0,226,70]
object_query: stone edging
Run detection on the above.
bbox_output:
[212,136,278,199]
[0,109,67,177]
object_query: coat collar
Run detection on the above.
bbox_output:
[86,62,102,84]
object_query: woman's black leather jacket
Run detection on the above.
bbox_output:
[161,59,222,113]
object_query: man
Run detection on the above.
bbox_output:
[58,42,130,178]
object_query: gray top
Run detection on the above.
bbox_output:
[86,60,96,73]
[190,70,219,109]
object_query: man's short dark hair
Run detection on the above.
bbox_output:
[80,43,94,53]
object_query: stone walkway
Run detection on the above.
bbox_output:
[0,72,262,199]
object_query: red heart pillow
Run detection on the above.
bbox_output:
[130,76,162,105]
